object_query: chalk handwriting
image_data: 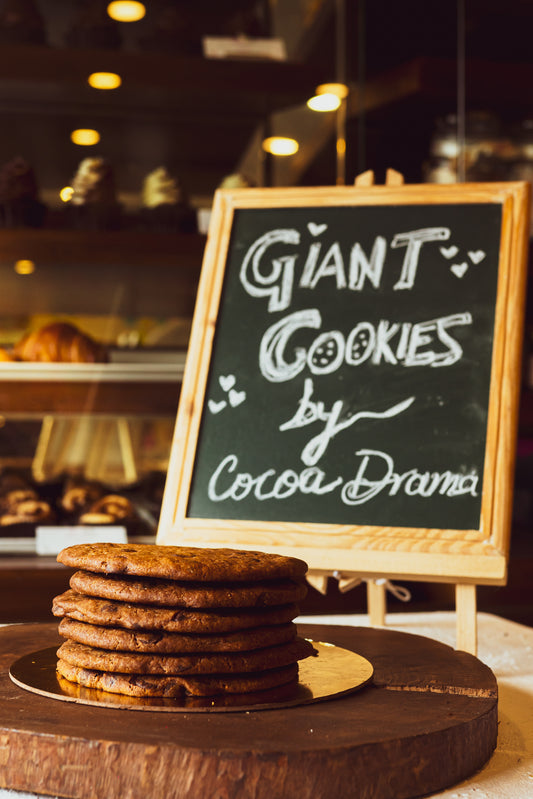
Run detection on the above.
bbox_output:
[279,377,415,466]
[341,449,478,505]
[308,222,327,236]
[239,229,300,313]
[240,226,451,312]
[202,215,489,519]
[468,250,486,264]
[208,454,342,502]
[207,450,478,505]
[451,262,469,279]
[440,245,459,259]
[259,309,473,382]
[209,374,247,414]
[208,399,226,414]
[390,228,450,289]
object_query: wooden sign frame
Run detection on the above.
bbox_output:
[157,182,530,598]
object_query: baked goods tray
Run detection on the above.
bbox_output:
[0,361,185,382]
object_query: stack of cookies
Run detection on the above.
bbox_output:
[52,542,316,701]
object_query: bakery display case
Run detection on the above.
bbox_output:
[0,1,323,559]
[0,228,202,555]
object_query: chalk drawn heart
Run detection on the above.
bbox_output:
[468,250,486,264]
[308,222,327,237]
[451,262,469,278]
[208,399,227,414]
[219,374,236,392]
[440,245,459,259]
[229,389,246,407]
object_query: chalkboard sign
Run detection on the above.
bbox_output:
[158,183,530,585]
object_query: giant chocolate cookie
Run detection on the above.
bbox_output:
[58,617,297,653]
[57,543,308,582]
[57,637,317,675]
[56,659,299,698]
[69,570,307,608]
[53,590,301,633]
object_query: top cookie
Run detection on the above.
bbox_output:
[57,542,308,582]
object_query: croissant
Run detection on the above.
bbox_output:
[0,346,14,361]
[14,322,107,363]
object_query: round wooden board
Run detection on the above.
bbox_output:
[0,622,497,799]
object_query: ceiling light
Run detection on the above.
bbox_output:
[262,137,299,156]
[107,1,146,22]
[88,72,122,90]
[70,129,101,146]
[14,259,35,275]
[60,186,74,202]
[315,82,349,99]
[307,93,342,112]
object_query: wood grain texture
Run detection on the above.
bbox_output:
[159,523,508,583]
[0,622,497,799]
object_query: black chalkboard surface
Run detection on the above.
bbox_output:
[188,202,500,530]
[158,183,530,584]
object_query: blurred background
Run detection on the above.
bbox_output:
[1,0,533,624]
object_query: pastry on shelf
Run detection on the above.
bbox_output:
[68,157,121,231]
[1,487,39,511]
[64,0,122,50]
[140,167,196,233]
[0,156,46,228]
[0,485,55,525]
[85,494,135,520]
[0,472,55,526]
[59,476,105,518]
[0,0,47,45]
[0,346,15,361]
[0,498,55,525]
[78,493,137,526]
[13,321,108,363]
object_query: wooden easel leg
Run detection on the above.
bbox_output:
[367,580,387,627]
[455,583,478,655]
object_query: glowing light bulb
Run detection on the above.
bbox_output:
[70,129,100,146]
[14,259,35,275]
[107,1,146,22]
[262,137,299,156]
[60,186,74,202]
[316,82,349,99]
[88,72,122,90]
[307,93,342,112]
